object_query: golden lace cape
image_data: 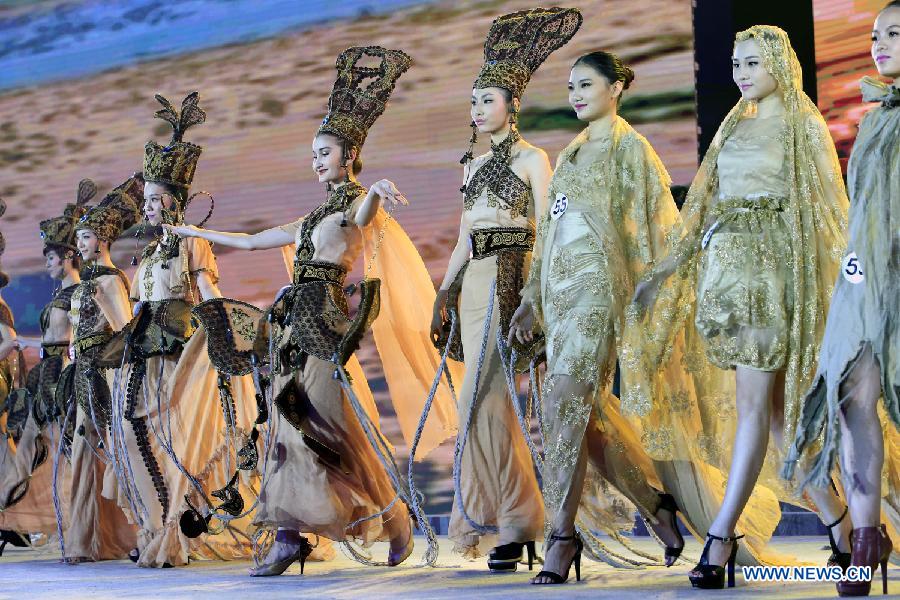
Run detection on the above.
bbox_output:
[622,26,848,496]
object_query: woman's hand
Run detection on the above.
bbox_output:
[430,289,449,344]
[161,223,200,238]
[370,179,409,207]
[507,301,534,346]
[632,274,663,310]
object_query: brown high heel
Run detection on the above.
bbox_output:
[836,525,892,597]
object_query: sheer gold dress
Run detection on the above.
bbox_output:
[443,132,544,557]
[622,26,849,565]
[65,266,136,560]
[253,185,409,548]
[107,236,258,567]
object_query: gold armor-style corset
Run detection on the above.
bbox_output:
[463,129,531,220]
[294,181,366,266]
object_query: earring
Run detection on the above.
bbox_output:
[509,107,519,125]
[460,121,478,166]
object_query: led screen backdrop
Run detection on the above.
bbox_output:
[0,0,696,511]
[813,0,892,166]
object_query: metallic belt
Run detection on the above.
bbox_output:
[470,227,534,260]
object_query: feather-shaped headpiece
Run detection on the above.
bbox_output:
[143,92,206,190]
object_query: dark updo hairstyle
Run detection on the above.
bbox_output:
[43,243,81,270]
[573,51,635,104]
[884,0,900,9]
[339,137,364,176]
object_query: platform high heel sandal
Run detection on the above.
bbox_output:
[532,533,582,584]
[836,525,892,597]
[249,532,314,577]
[688,532,744,589]
[825,507,851,571]
[643,492,684,567]
[488,541,536,572]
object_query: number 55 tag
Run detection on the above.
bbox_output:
[551,193,568,220]
[842,252,864,284]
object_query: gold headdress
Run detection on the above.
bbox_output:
[473,7,583,99]
[77,173,144,243]
[317,46,412,149]
[143,92,206,190]
[40,179,96,253]
[0,198,7,288]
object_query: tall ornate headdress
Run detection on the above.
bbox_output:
[77,173,144,244]
[317,46,412,150]
[473,7,583,99]
[40,179,96,253]
[143,92,206,191]
[0,198,7,288]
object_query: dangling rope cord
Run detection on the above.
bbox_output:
[450,279,499,535]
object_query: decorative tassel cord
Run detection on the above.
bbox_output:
[404,311,461,568]
[334,362,439,567]
[451,279,500,536]
[140,353,267,529]
[106,352,152,527]
[496,334,660,569]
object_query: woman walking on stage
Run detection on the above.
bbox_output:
[429,7,578,570]
[168,45,456,576]
[629,25,851,589]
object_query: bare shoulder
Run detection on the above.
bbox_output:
[515,139,549,162]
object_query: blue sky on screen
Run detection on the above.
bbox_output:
[0,0,433,90]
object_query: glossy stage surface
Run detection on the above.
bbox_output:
[1,535,894,599]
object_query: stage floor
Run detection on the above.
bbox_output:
[0,536,894,599]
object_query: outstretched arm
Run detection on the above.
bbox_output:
[163,223,294,251]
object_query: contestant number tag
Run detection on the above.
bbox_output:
[551,193,568,220]
[842,252,864,284]
[701,222,720,249]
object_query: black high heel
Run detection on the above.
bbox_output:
[644,492,684,567]
[532,533,582,584]
[825,506,851,571]
[688,532,744,589]
[488,541,536,572]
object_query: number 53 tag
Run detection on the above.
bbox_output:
[842,252,864,284]
[551,193,568,220]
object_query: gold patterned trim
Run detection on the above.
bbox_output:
[293,260,348,286]
[73,332,111,357]
[470,226,534,260]
[713,196,786,216]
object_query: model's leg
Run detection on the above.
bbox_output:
[838,346,883,529]
[770,370,852,554]
[534,375,592,584]
[692,367,775,570]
